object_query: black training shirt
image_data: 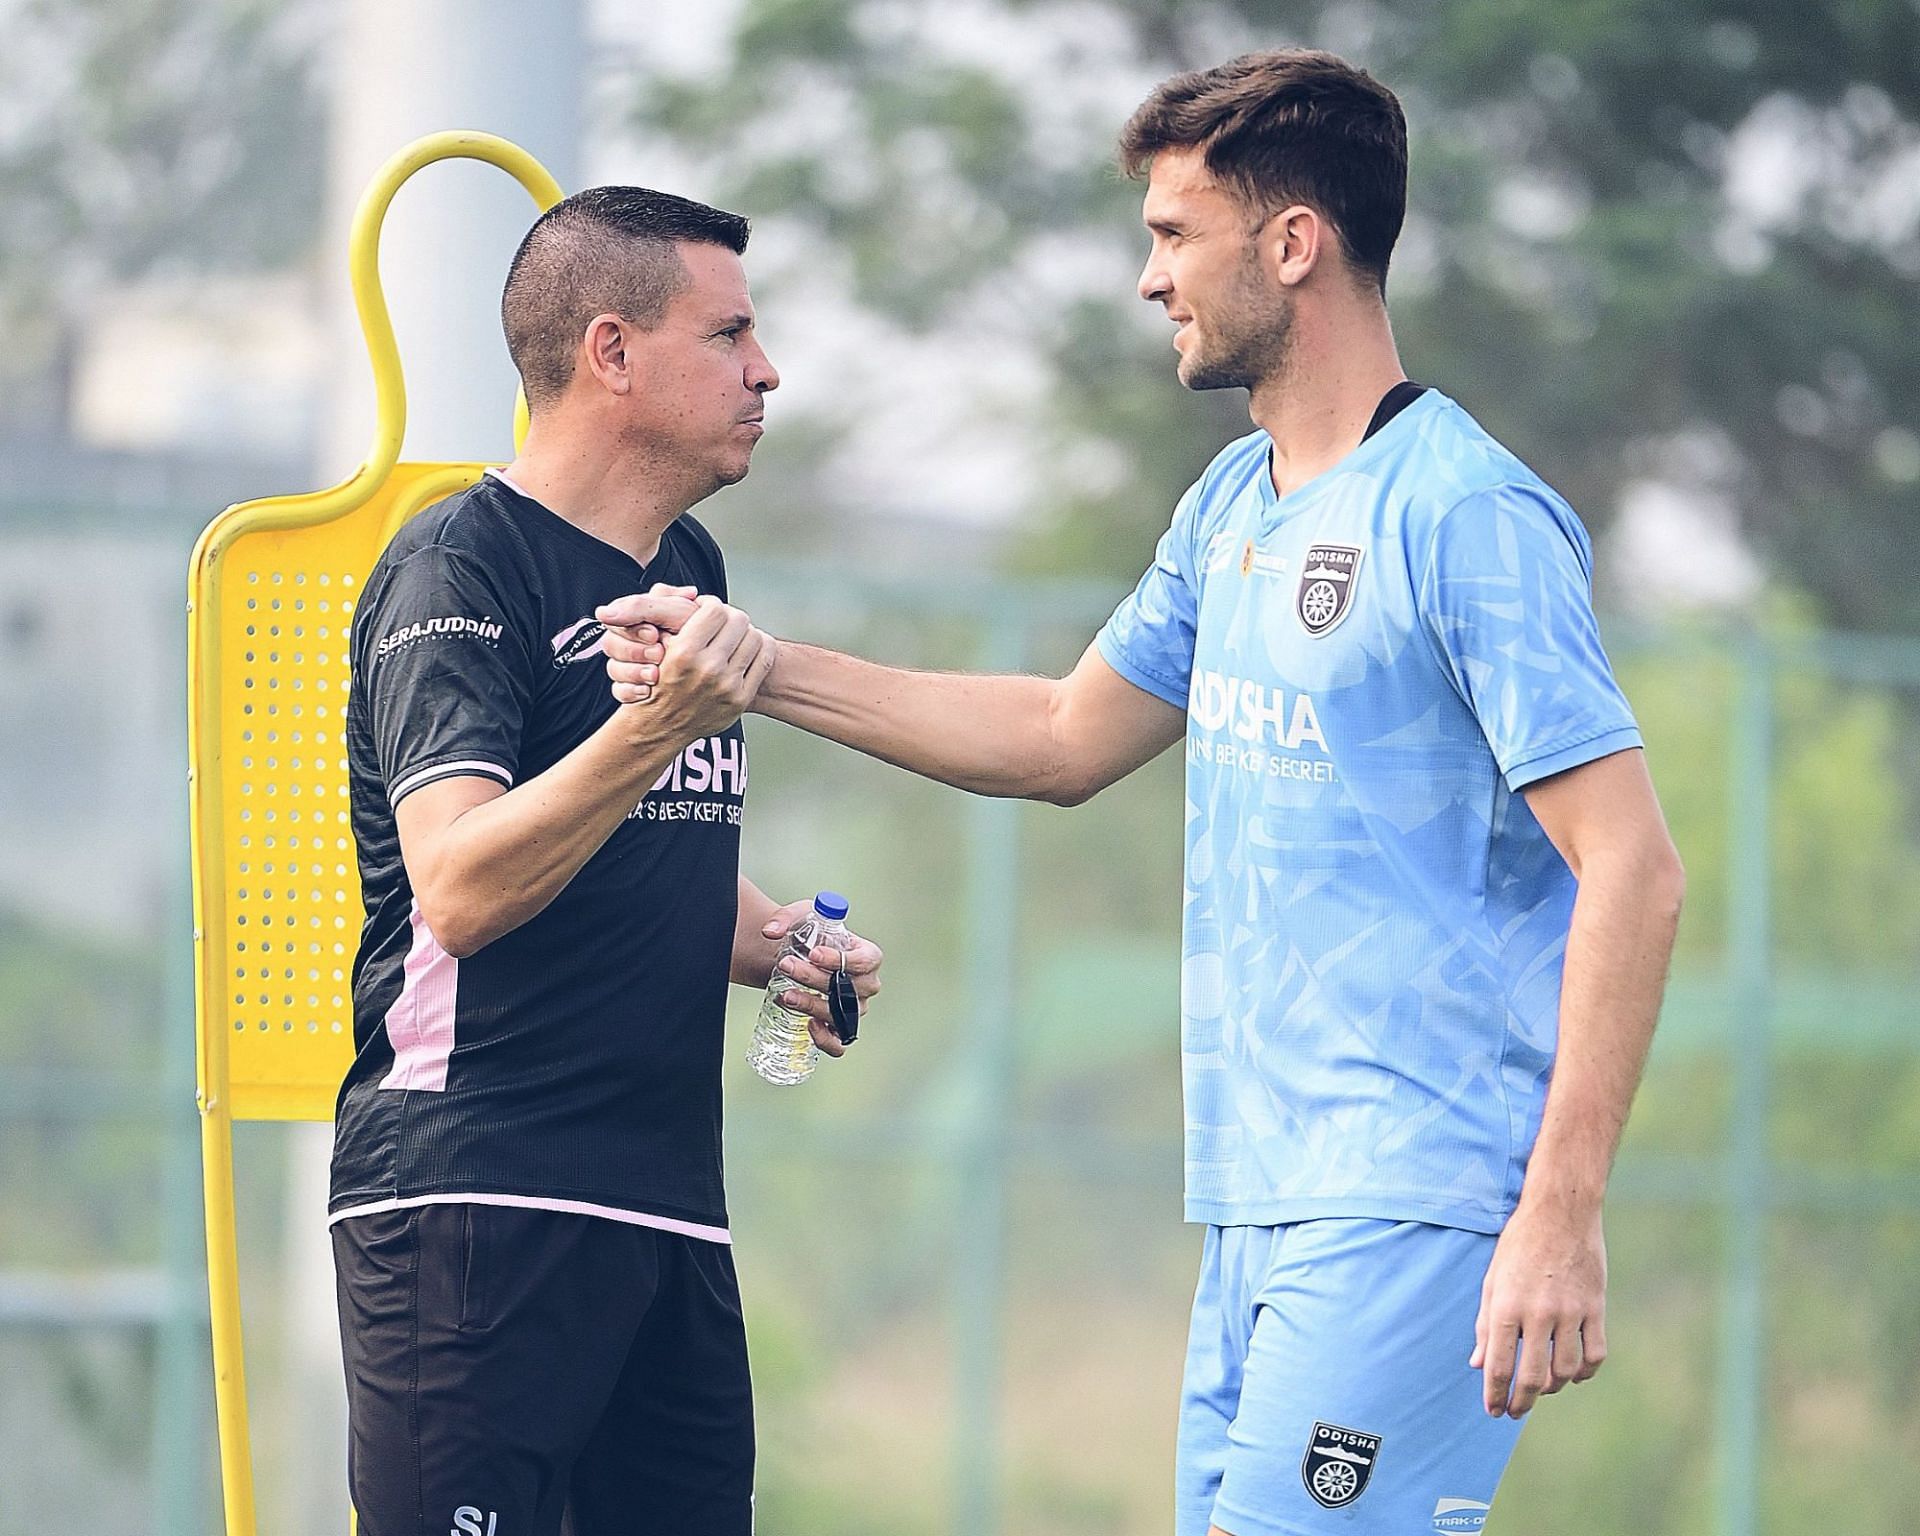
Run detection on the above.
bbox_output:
[330,472,746,1239]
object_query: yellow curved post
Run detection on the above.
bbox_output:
[189,131,562,1536]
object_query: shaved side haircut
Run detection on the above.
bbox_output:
[502,186,750,408]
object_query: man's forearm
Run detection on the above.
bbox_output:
[757,642,1082,802]
[731,876,783,988]
[1521,843,1685,1210]
[417,712,686,955]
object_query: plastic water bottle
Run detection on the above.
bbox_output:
[747,891,851,1085]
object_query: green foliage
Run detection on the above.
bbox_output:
[0,914,168,1265]
[1618,620,1920,973]
[642,0,1920,629]
[0,0,325,426]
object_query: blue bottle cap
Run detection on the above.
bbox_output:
[813,891,850,922]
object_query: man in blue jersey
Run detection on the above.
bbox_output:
[602,49,1684,1535]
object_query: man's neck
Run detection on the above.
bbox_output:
[499,420,700,567]
[1247,301,1406,500]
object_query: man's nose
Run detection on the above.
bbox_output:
[1138,260,1170,304]
[747,341,779,394]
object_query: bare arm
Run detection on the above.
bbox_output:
[396,599,775,957]
[759,639,1188,803]
[611,618,1182,810]
[1472,746,1685,1416]
[600,589,1186,805]
[398,729,669,959]
[1520,747,1685,1208]
[732,875,784,988]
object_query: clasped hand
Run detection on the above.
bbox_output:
[596,587,769,736]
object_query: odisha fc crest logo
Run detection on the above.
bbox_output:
[1301,1421,1382,1509]
[1296,544,1363,636]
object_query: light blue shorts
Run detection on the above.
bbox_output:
[1178,1219,1525,1536]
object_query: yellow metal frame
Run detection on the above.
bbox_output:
[187,132,563,1535]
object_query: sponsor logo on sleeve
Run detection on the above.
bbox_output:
[375,616,505,656]
[1301,1421,1382,1509]
[1296,543,1363,635]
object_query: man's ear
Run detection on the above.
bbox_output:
[1261,204,1324,289]
[580,313,632,396]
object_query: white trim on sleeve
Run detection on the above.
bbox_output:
[388,758,514,807]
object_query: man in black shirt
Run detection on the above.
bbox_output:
[332,187,883,1536]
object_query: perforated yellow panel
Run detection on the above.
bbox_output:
[186,131,565,1536]
[190,461,484,1120]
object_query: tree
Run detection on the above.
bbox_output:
[0,0,325,438]
[636,0,1920,633]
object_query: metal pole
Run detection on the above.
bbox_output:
[1717,633,1773,1536]
[155,863,210,1533]
[950,602,1026,1535]
[155,562,209,1536]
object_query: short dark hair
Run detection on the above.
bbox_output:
[502,186,750,407]
[1120,49,1407,293]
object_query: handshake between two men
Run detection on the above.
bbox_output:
[595,585,768,716]
[593,584,880,1060]
[330,54,1681,1534]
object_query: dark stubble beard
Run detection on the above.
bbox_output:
[1178,240,1294,395]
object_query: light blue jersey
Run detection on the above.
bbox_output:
[1098,390,1641,1233]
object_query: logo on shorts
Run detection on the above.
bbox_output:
[1296,544,1363,635]
[550,615,608,667]
[1301,1421,1382,1509]
[1433,1496,1492,1532]
[451,1508,497,1536]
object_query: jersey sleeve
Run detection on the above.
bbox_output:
[356,545,534,808]
[1419,483,1642,791]
[1095,481,1205,709]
